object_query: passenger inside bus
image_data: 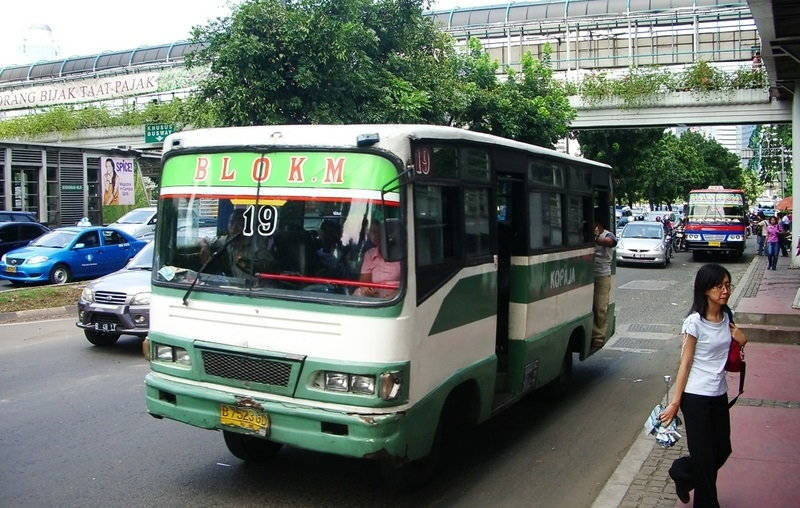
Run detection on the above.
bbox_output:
[199,209,274,281]
[354,221,400,298]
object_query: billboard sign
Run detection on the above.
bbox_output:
[101,157,135,205]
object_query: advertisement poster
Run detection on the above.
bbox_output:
[101,157,135,206]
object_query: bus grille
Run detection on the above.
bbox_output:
[201,351,292,387]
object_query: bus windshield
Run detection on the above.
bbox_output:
[154,151,402,303]
[688,192,745,223]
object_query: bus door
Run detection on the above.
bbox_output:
[495,174,525,371]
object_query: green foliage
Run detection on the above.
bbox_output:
[576,128,664,205]
[454,41,574,146]
[579,128,751,207]
[749,124,793,191]
[186,0,463,126]
[575,61,768,108]
[0,101,189,139]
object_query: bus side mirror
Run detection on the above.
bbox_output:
[380,218,405,262]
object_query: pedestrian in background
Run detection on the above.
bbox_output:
[754,213,767,256]
[660,263,747,507]
[766,216,781,270]
[779,212,791,257]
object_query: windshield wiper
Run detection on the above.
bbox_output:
[182,233,240,305]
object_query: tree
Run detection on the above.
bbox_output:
[455,40,575,147]
[185,1,575,148]
[186,0,463,126]
[575,128,664,206]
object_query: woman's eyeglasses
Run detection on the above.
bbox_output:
[712,283,734,293]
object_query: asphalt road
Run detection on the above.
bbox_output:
[0,243,754,507]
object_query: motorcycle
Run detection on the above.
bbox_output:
[673,226,687,252]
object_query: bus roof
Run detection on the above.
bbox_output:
[163,124,610,170]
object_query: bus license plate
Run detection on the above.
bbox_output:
[5,266,16,273]
[708,241,721,247]
[94,322,116,332]
[220,404,269,435]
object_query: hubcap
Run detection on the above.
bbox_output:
[53,269,66,284]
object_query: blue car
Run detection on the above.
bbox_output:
[0,226,147,285]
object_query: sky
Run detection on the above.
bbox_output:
[0,0,502,67]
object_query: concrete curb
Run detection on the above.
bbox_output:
[729,255,760,310]
[0,305,77,323]
[591,431,656,508]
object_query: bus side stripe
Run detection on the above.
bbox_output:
[428,271,497,336]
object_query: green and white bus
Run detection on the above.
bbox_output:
[145,125,615,476]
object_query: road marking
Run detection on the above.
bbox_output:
[619,280,676,291]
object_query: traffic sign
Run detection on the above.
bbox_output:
[145,123,176,143]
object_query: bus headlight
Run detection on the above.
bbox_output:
[319,372,377,395]
[687,234,701,241]
[153,344,191,366]
[727,234,743,241]
[350,375,376,395]
[156,344,173,361]
[324,372,350,392]
[379,371,402,401]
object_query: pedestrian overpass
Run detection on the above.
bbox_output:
[570,88,792,128]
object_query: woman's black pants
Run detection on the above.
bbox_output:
[669,393,731,507]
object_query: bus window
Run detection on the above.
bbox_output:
[529,191,564,249]
[464,188,491,258]
[414,184,460,300]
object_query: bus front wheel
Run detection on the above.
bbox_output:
[223,430,282,463]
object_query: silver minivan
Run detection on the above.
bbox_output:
[76,241,153,346]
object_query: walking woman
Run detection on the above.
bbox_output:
[765,216,781,270]
[659,263,747,507]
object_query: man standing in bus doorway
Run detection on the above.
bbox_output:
[592,217,617,348]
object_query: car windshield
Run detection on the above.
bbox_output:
[115,209,154,224]
[155,150,403,303]
[30,230,77,248]
[127,242,153,270]
[688,192,745,223]
[622,225,663,239]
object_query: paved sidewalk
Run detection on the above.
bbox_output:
[595,256,800,508]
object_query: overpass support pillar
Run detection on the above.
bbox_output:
[793,83,800,268]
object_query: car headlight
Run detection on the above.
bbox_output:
[26,255,49,264]
[153,344,192,367]
[0,254,6,264]
[132,292,151,305]
[81,287,94,303]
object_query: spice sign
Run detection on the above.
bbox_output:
[101,157,135,205]
[145,123,176,143]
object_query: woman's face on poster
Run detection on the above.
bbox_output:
[104,160,115,182]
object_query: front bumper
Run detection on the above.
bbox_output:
[145,372,408,460]
[686,241,743,252]
[0,262,51,282]
[77,301,149,336]
[617,251,668,265]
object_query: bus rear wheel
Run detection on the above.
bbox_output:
[543,347,573,399]
[223,431,282,463]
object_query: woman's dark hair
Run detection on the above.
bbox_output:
[688,263,732,321]
[769,216,778,224]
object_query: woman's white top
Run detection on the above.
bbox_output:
[682,311,732,396]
